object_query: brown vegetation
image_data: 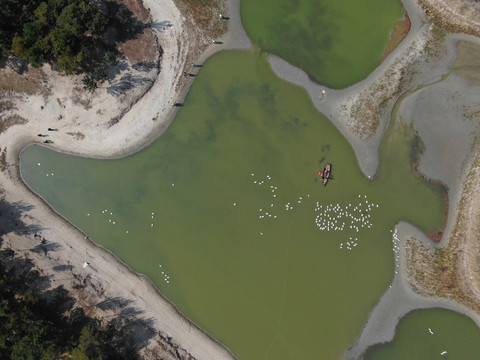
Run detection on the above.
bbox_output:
[0,114,28,135]
[347,67,405,139]
[426,191,449,242]
[117,28,158,63]
[383,12,411,60]
[175,0,227,40]
[406,153,480,313]
[0,67,48,134]
[0,67,49,96]
[419,0,480,37]
[117,0,159,64]
[123,0,151,23]
[344,24,448,140]
[175,0,228,78]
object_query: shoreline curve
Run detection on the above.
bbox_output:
[1,0,250,358]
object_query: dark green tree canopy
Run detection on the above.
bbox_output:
[0,0,117,74]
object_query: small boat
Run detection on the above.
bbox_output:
[322,164,332,186]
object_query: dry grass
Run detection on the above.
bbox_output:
[175,0,227,40]
[406,153,480,313]
[0,65,50,138]
[0,114,28,135]
[117,28,158,64]
[123,0,151,23]
[0,99,15,113]
[172,0,228,92]
[346,68,405,139]
[116,0,160,64]
[0,67,50,97]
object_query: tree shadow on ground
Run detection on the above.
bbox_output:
[131,61,156,72]
[148,20,173,33]
[107,73,153,96]
[97,296,133,311]
[52,264,74,272]
[31,241,62,256]
[43,285,75,312]
[0,56,29,73]
[109,316,157,356]
[0,250,53,294]
[97,296,158,356]
[0,197,42,237]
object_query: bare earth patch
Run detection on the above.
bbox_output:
[71,86,93,109]
[123,0,151,23]
[450,40,480,85]
[117,28,158,63]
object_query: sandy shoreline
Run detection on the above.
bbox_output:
[2,0,480,358]
[0,0,250,358]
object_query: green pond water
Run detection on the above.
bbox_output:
[21,50,446,359]
[241,0,404,88]
[365,308,480,359]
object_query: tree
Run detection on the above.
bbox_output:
[23,21,45,45]
[89,12,108,37]
[1,0,116,74]
[10,336,36,360]
[104,51,118,66]
[57,52,83,74]
[56,3,89,37]
[93,67,107,82]
[82,74,97,92]
[11,35,28,59]
[27,43,46,68]
[33,2,50,26]
[117,4,131,25]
